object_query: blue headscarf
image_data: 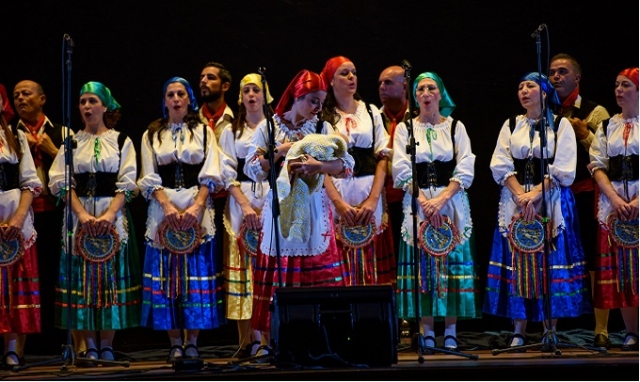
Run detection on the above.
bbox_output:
[162,76,198,118]
[519,72,560,126]
[412,72,456,117]
[80,81,121,111]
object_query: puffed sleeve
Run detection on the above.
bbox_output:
[370,104,392,160]
[17,130,42,196]
[489,118,517,185]
[219,125,240,190]
[450,120,475,189]
[548,117,577,187]
[137,130,163,200]
[243,119,270,182]
[197,125,223,193]
[115,134,139,201]
[588,120,609,174]
[391,121,412,191]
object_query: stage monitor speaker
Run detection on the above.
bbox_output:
[270,285,398,368]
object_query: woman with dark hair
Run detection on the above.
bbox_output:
[49,81,140,363]
[319,56,395,287]
[588,67,639,351]
[483,72,591,350]
[138,77,225,362]
[0,84,42,368]
[219,73,273,358]
[243,69,354,347]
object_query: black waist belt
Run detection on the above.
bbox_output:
[416,160,455,188]
[608,155,639,181]
[75,172,118,197]
[513,157,551,185]
[0,163,20,191]
[158,161,203,189]
[236,157,251,182]
[349,146,377,177]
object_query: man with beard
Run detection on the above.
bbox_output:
[199,62,234,141]
[198,63,234,311]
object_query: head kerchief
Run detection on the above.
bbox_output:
[320,56,352,87]
[619,67,639,88]
[412,72,456,117]
[274,70,326,117]
[80,81,121,112]
[238,73,274,105]
[162,76,198,118]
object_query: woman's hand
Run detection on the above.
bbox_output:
[162,203,182,232]
[521,199,537,222]
[334,199,358,226]
[289,155,323,176]
[180,203,203,231]
[354,196,377,225]
[241,204,261,230]
[93,210,117,236]
[3,213,27,241]
[77,211,99,236]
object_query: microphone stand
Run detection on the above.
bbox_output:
[402,61,477,362]
[15,35,129,372]
[491,25,605,356]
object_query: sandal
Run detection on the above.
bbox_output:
[508,333,527,353]
[166,345,183,363]
[183,343,200,359]
[2,351,25,370]
[77,347,99,367]
[621,332,639,351]
[443,335,459,352]
[99,346,116,361]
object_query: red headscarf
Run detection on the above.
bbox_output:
[274,70,327,116]
[619,67,639,88]
[0,84,15,122]
[320,56,352,87]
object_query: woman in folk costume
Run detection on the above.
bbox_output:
[319,56,396,286]
[0,84,42,368]
[49,82,141,362]
[588,67,639,351]
[392,72,481,352]
[219,73,273,358]
[138,77,225,362]
[483,72,591,350]
[243,69,354,344]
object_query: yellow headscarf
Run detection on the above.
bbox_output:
[238,73,274,105]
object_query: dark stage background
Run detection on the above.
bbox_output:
[2,0,638,354]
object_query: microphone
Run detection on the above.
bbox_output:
[400,59,412,71]
[530,24,546,38]
[64,34,75,47]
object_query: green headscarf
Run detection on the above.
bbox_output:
[412,72,456,117]
[80,81,121,111]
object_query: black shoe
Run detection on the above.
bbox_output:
[183,344,200,359]
[621,333,639,351]
[166,345,184,363]
[77,348,99,367]
[418,335,436,355]
[593,334,612,349]
[442,335,459,352]
[2,351,25,370]
[508,333,527,353]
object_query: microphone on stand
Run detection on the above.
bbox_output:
[530,24,546,38]
[401,59,412,71]
[64,34,75,47]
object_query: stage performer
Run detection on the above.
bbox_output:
[243,69,354,348]
[49,82,141,363]
[0,84,42,368]
[138,77,225,362]
[219,73,273,358]
[588,67,639,351]
[392,72,481,352]
[483,72,591,350]
[319,56,396,287]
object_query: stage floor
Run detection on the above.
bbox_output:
[3,339,637,381]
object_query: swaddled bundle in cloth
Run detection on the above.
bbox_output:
[276,133,351,243]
